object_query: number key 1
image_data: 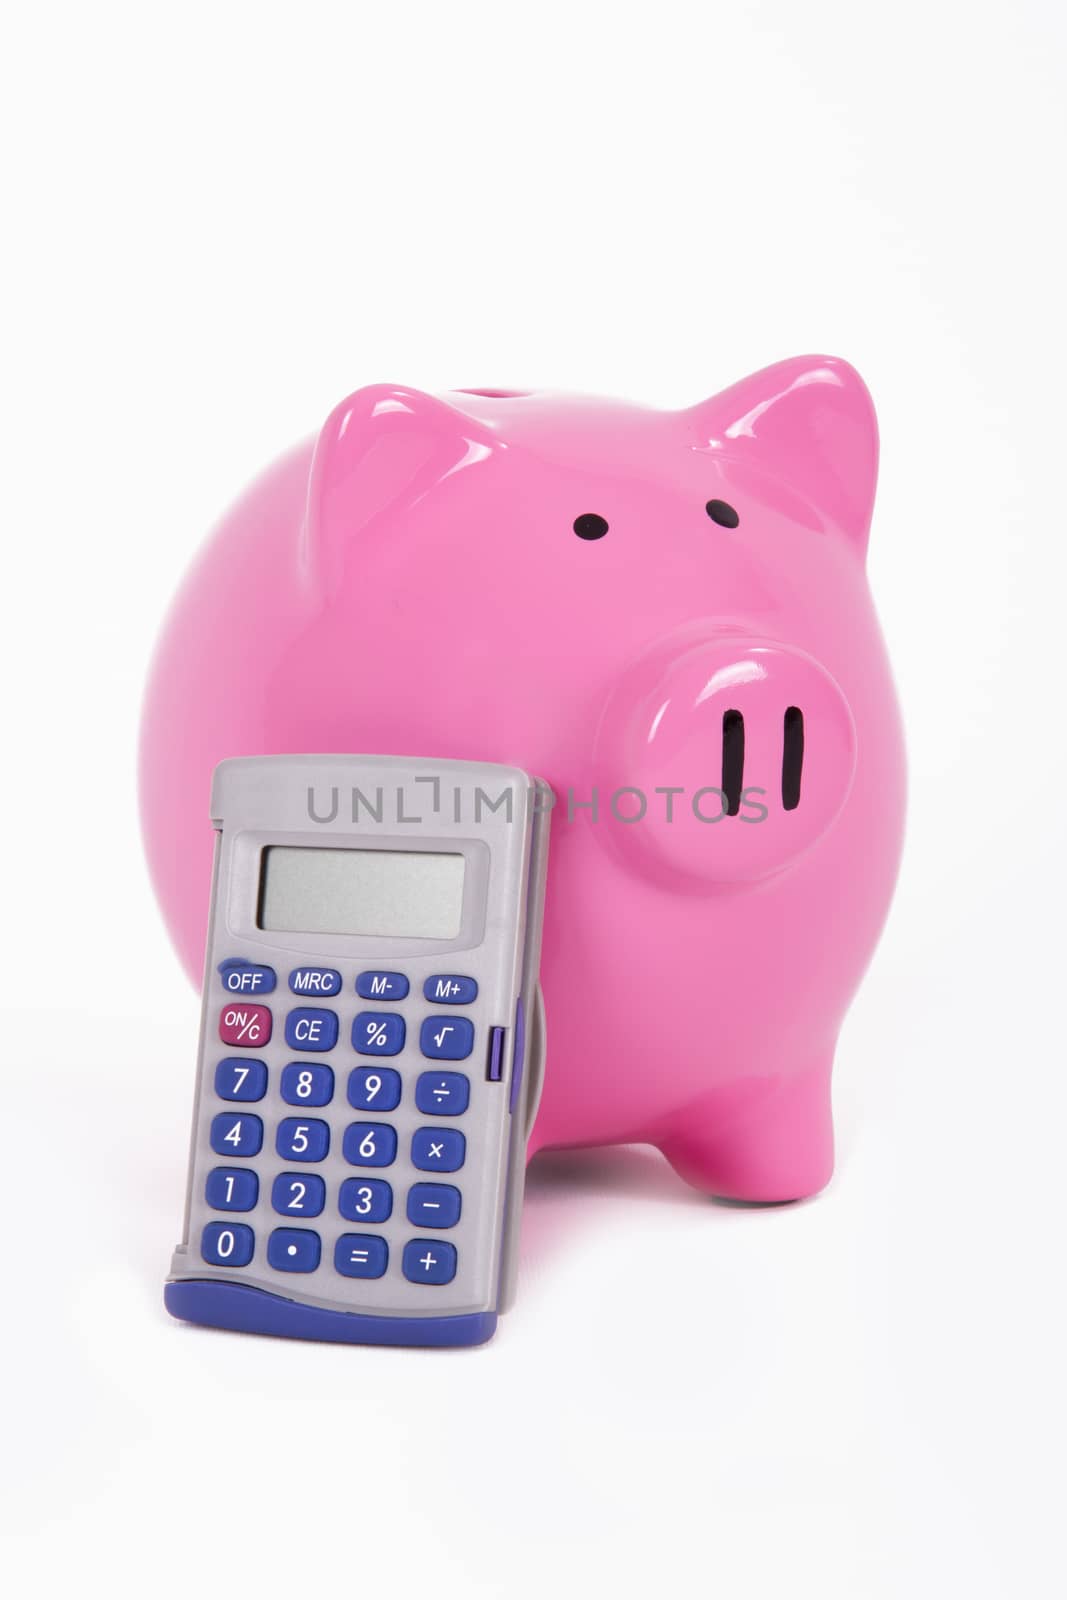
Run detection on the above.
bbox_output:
[206,1167,259,1211]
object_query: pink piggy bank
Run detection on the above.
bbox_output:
[141,357,905,1202]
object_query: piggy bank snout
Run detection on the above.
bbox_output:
[594,637,857,885]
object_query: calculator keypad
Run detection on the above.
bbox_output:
[198,961,488,1295]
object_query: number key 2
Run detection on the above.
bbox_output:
[272,1172,326,1217]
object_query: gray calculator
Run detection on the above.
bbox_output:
[165,755,551,1348]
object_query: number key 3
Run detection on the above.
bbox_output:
[338,1177,393,1223]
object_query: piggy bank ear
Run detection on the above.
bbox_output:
[303,385,497,588]
[686,356,879,554]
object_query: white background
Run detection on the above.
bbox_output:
[1,3,1064,1595]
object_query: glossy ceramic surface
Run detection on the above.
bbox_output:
[140,357,906,1200]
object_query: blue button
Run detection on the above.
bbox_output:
[355,971,410,1001]
[402,1238,458,1285]
[205,1167,259,1212]
[271,1172,326,1218]
[420,1015,475,1060]
[268,1228,321,1273]
[218,959,276,995]
[276,1117,330,1162]
[423,975,478,1005]
[214,1057,268,1102]
[415,1071,470,1116]
[338,1177,393,1223]
[285,1007,339,1052]
[289,966,341,998]
[352,1012,406,1055]
[342,1122,398,1167]
[407,1183,462,1229]
[280,1062,335,1107]
[411,1127,466,1172]
[209,1112,263,1158]
[201,1220,254,1267]
[347,1067,401,1112]
[335,1234,389,1279]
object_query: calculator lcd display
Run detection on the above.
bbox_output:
[257,846,466,939]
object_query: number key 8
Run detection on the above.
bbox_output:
[280,1062,334,1106]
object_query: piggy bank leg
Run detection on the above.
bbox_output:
[656,1057,835,1203]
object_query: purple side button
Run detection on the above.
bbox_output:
[487,1026,506,1081]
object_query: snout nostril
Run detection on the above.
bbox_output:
[722,709,745,816]
[782,706,804,811]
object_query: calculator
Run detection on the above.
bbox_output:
[164,754,551,1347]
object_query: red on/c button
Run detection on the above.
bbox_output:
[219,1003,273,1047]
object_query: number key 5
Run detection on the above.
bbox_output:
[276,1117,330,1162]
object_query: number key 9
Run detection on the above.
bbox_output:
[347,1067,401,1111]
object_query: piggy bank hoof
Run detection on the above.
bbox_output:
[655,1062,835,1202]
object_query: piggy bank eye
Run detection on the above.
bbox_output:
[705,499,740,529]
[573,513,609,540]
